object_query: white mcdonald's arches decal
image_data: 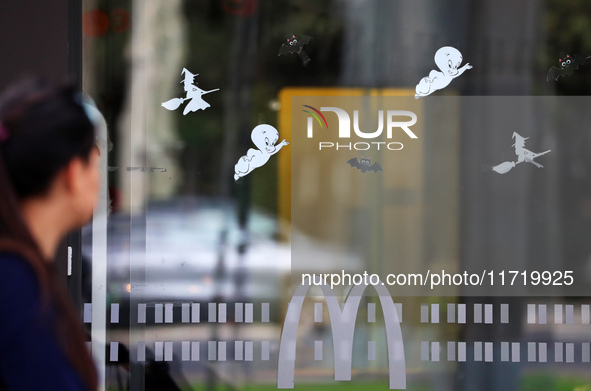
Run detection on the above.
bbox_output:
[277,282,406,389]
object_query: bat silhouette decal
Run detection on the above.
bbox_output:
[347,157,383,173]
[278,34,313,66]
[547,52,590,81]
[492,132,551,174]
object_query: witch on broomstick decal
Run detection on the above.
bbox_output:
[161,68,219,115]
[492,132,551,174]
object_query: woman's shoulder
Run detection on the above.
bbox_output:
[0,252,41,327]
[0,252,38,291]
[0,253,88,391]
[0,251,31,264]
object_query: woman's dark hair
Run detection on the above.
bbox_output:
[0,79,98,390]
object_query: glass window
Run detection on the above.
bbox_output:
[80,1,591,390]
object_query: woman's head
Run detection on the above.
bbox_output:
[0,79,100,230]
[0,79,99,390]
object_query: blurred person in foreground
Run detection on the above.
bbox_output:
[0,80,100,390]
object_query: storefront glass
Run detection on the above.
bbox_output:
[80,1,591,390]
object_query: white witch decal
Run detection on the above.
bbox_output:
[492,132,551,174]
[161,68,220,115]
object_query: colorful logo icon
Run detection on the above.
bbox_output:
[302,105,328,129]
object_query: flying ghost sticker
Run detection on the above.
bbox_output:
[492,132,551,174]
[547,52,590,81]
[234,124,289,181]
[161,68,220,115]
[415,46,472,99]
[278,34,313,66]
[346,157,383,173]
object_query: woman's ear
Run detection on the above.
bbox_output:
[61,157,85,195]
[63,149,100,193]
[60,150,101,223]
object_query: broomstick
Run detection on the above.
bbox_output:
[161,89,220,111]
[492,150,551,174]
[492,160,519,174]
